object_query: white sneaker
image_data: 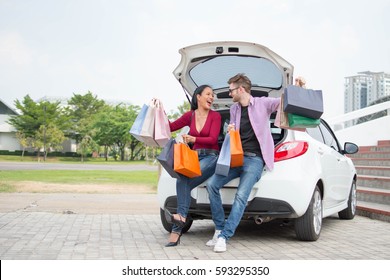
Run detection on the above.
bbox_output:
[213,237,227,253]
[206,230,221,247]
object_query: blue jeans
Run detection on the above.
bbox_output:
[172,153,218,233]
[207,156,264,240]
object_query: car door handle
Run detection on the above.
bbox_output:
[317,148,324,155]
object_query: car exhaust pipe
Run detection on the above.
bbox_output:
[254,216,264,225]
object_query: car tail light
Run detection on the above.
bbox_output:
[274,141,309,162]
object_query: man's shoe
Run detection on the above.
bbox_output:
[213,237,226,253]
[206,230,221,247]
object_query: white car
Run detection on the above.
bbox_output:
[157,41,359,241]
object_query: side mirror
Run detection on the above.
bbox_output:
[343,142,359,155]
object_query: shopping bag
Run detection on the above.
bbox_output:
[283,85,323,119]
[275,94,305,132]
[288,113,320,128]
[274,98,282,128]
[156,138,180,178]
[139,99,159,147]
[154,99,171,147]
[173,143,201,178]
[229,130,244,167]
[129,104,149,142]
[215,133,231,176]
[279,95,289,128]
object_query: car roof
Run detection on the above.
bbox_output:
[173,41,294,109]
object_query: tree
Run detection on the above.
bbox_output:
[91,103,145,161]
[64,92,108,160]
[65,91,107,144]
[77,135,98,162]
[165,100,191,140]
[110,104,140,161]
[8,95,46,138]
[7,95,70,160]
[92,107,117,161]
[15,131,32,159]
[35,124,66,160]
[167,100,190,121]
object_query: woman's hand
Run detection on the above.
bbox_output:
[182,134,196,144]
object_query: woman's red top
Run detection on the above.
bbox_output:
[169,110,221,151]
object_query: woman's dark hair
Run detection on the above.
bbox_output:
[191,85,211,110]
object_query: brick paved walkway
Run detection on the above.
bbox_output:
[1,211,389,260]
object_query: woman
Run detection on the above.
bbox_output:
[164,85,221,247]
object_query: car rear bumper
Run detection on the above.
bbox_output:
[164,195,298,221]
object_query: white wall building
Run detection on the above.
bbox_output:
[0,98,21,151]
[344,71,390,113]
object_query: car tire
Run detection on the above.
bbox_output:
[338,180,357,220]
[294,186,322,241]
[159,208,193,234]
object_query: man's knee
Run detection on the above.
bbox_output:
[206,183,217,194]
[235,187,252,204]
[206,178,221,194]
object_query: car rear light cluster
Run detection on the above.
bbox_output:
[274,141,309,162]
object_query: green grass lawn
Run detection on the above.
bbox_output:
[0,155,160,193]
[0,170,157,184]
[0,170,158,193]
[0,154,154,164]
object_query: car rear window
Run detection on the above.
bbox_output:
[189,56,283,90]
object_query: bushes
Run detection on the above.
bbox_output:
[0,150,81,157]
[0,150,25,156]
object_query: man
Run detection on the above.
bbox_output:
[206,73,280,253]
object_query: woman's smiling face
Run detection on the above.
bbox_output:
[197,86,214,109]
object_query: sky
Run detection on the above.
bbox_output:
[0,0,389,118]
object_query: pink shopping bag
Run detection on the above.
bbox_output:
[154,99,171,147]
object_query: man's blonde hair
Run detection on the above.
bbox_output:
[228,73,252,93]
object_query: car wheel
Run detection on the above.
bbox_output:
[159,208,193,234]
[338,180,357,220]
[294,186,322,241]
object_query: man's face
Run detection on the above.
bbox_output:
[228,84,240,102]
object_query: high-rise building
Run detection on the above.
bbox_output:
[344,71,390,113]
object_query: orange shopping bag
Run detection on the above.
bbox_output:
[173,143,201,178]
[229,129,244,167]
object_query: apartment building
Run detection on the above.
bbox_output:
[344,71,390,113]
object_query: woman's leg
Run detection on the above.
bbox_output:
[167,154,218,245]
[175,154,218,219]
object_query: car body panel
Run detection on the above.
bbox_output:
[157,123,357,219]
